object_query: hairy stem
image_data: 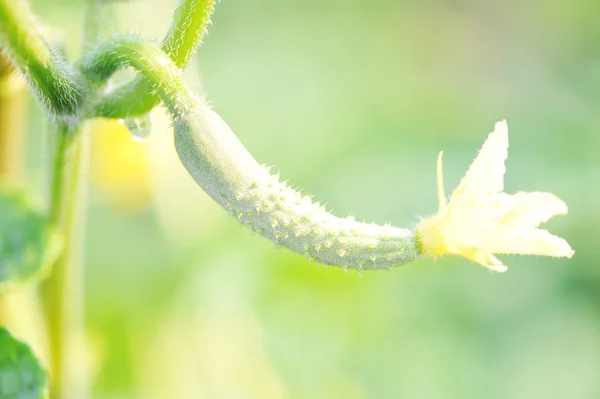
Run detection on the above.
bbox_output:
[0,0,86,121]
[163,0,216,67]
[0,53,50,369]
[36,1,108,395]
[81,37,419,271]
[91,0,216,118]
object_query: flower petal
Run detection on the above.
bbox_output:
[499,192,568,227]
[417,119,574,272]
[461,248,508,272]
[449,121,508,215]
[478,228,574,258]
[455,191,568,227]
[437,151,446,212]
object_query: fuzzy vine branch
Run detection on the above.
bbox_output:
[81,35,189,115]
[91,0,216,119]
[163,0,216,67]
[0,0,87,123]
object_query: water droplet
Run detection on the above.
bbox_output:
[270,220,279,229]
[122,115,151,142]
[337,249,347,257]
[324,240,333,248]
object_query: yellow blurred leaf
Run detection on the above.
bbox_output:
[90,119,152,210]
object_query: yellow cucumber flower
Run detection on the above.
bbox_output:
[416,120,574,272]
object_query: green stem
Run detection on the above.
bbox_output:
[91,0,215,118]
[42,123,89,399]
[37,1,109,395]
[48,130,71,225]
[81,36,190,114]
[163,0,217,67]
[0,53,51,369]
[0,0,87,120]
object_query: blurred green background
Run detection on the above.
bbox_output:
[19,0,600,397]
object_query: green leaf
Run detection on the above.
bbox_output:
[0,185,62,292]
[0,328,48,399]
